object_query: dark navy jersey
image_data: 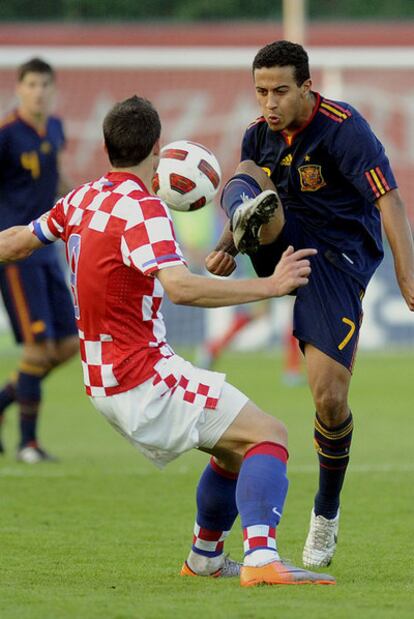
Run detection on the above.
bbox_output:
[0,111,65,263]
[241,92,397,286]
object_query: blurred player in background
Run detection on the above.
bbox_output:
[0,58,78,463]
[206,41,414,568]
[0,95,335,586]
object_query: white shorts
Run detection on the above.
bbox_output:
[89,354,248,468]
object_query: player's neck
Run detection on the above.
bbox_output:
[18,106,47,133]
[284,91,316,137]
[110,162,153,189]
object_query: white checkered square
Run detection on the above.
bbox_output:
[111,196,144,225]
[84,340,103,364]
[145,217,174,244]
[101,364,118,387]
[129,244,157,274]
[115,180,145,195]
[90,386,106,397]
[81,360,90,387]
[89,210,111,232]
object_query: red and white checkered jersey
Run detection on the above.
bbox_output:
[30,171,187,396]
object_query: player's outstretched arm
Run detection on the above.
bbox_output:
[157,246,316,308]
[377,189,414,311]
[0,226,44,263]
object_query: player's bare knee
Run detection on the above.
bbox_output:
[314,388,349,426]
[235,160,276,192]
[246,416,288,453]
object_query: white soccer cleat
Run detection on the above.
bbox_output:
[16,444,58,464]
[232,190,281,254]
[181,555,241,578]
[302,509,340,568]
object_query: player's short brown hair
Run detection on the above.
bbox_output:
[103,96,161,168]
[253,40,310,86]
[17,57,55,82]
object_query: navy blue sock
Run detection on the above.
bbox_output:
[16,370,42,447]
[191,458,238,558]
[236,442,289,559]
[220,174,262,221]
[314,412,353,519]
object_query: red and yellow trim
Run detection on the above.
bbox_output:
[319,99,352,123]
[365,166,390,199]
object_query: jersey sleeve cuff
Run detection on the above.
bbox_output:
[29,219,59,245]
[142,254,187,275]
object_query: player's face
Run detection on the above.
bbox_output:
[16,72,55,118]
[253,65,312,133]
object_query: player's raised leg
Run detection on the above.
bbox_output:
[303,344,353,567]
[182,387,335,585]
[221,160,285,254]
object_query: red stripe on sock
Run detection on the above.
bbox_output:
[248,536,268,549]
[244,441,289,463]
[210,457,238,479]
[198,527,223,541]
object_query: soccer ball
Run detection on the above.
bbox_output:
[153,140,222,211]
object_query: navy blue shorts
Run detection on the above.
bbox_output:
[0,258,77,344]
[249,213,365,371]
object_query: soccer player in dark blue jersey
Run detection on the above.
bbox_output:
[0,58,78,463]
[206,41,414,568]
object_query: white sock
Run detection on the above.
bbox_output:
[186,550,224,575]
[243,548,280,567]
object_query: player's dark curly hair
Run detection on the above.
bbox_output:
[253,40,310,86]
[103,96,161,168]
[18,57,55,82]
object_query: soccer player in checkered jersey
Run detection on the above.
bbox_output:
[206,41,414,568]
[0,58,78,462]
[0,95,336,586]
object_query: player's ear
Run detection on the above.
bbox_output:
[301,79,312,96]
[152,139,161,174]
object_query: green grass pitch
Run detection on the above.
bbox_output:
[0,341,412,619]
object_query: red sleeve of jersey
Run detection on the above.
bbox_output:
[121,197,186,275]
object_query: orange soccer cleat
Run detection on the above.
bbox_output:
[240,559,336,587]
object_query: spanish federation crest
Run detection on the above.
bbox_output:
[298,164,326,192]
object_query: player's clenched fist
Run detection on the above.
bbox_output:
[205,250,236,277]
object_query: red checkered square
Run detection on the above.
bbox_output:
[243,525,277,555]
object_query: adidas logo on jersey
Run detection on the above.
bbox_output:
[280,154,293,166]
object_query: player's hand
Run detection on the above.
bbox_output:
[399,276,414,311]
[270,245,317,297]
[205,250,236,277]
